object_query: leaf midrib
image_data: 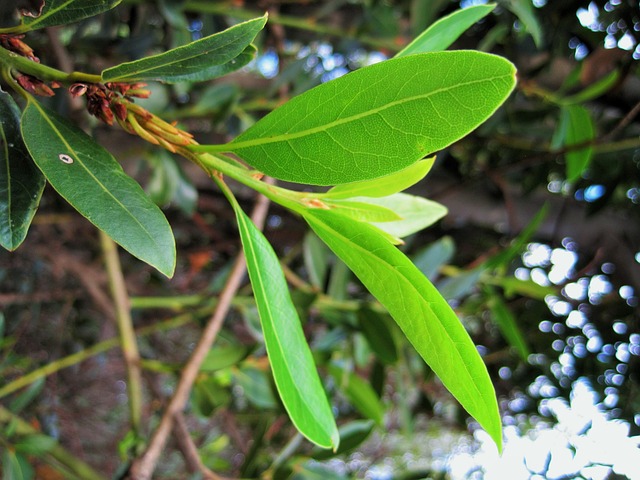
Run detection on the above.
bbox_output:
[237,211,334,447]
[29,101,161,249]
[309,213,488,407]
[228,73,512,151]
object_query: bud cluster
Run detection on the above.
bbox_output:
[0,34,39,62]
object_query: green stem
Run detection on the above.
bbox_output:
[99,233,144,436]
[0,46,101,83]
[0,406,107,480]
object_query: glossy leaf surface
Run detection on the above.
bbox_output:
[201,51,516,185]
[20,100,175,277]
[102,16,266,83]
[397,4,495,56]
[231,200,339,449]
[304,208,502,450]
[0,90,45,251]
[20,0,121,31]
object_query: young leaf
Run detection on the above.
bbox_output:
[20,100,176,277]
[230,199,339,449]
[304,208,502,450]
[102,16,266,83]
[324,199,402,223]
[503,0,543,47]
[0,89,45,251]
[356,193,447,238]
[19,0,122,31]
[324,158,434,200]
[195,51,516,185]
[560,105,594,182]
[397,4,496,57]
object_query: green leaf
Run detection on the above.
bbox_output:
[303,231,332,289]
[200,344,249,372]
[20,0,121,31]
[357,193,447,238]
[1,450,33,480]
[231,200,339,449]
[146,150,198,216]
[324,199,402,223]
[13,433,57,456]
[397,4,496,57]
[235,366,277,410]
[412,236,456,281]
[20,100,176,277]
[329,364,385,425]
[304,209,502,450]
[197,51,516,185]
[101,15,266,83]
[0,89,45,251]
[357,308,398,365]
[503,0,543,47]
[486,289,531,361]
[324,158,434,200]
[311,420,375,460]
[561,70,620,105]
[557,105,594,182]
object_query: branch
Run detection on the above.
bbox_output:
[127,179,275,480]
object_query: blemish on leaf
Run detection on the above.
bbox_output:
[59,153,74,164]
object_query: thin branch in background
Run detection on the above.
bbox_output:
[100,231,144,436]
[127,179,275,480]
[173,412,222,480]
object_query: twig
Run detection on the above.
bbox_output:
[173,412,222,480]
[100,231,144,436]
[127,180,274,480]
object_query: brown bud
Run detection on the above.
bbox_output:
[111,102,128,122]
[69,83,88,97]
[16,74,54,97]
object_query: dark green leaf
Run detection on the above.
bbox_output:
[101,16,266,83]
[438,267,484,301]
[20,0,121,31]
[303,231,332,289]
[397,4,496,56]
[486,289,531,361]
[146,150,197,215]
[9,378,44,415]
[329,364,385,425]
[560,105,594,182]
[200,344,249,372]
[305,209,502,450]
[311,420,375,460]
[561,70,619,105]
[235,366,277,410]
[231,200,339,449]
[194,377,231,416]
[503,0,543,47]
[0,89,45,251]
[197,51,516,185]
[357,308,398,365]
[1,450,33,480]
[20,100,176,277]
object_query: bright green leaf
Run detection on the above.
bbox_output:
[231,200,339,449]
[397,4,496,56]
[324,158,435,200]
[558,105,594,182]
[101,16,266,83]
[19,0,121,31]
[329,364,385,425]
[20,100,176,277]
[0,89,45,251]
[305,209,502,450]
[357,193,447,238]
[196,51,516,185]
[325,199,402,223]
[486,289,531,361]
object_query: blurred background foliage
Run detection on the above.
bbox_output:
[1,0,639,478]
